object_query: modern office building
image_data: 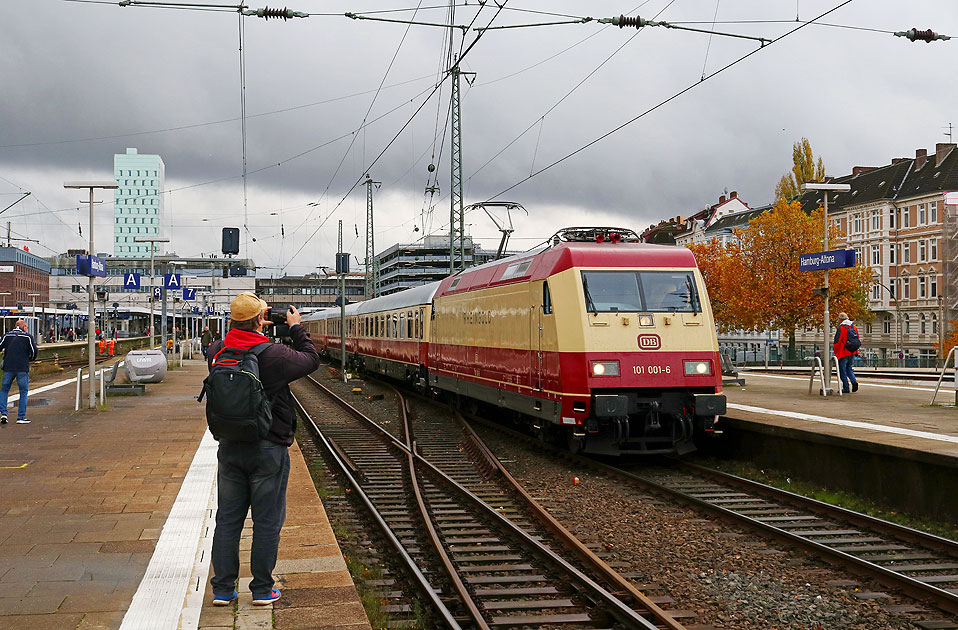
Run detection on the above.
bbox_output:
[375,235,515,295]
[113,148,165,258]
[256,273,366,310]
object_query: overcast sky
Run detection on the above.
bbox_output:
[1,0,956,275]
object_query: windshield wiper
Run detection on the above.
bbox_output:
[582,276,597,315]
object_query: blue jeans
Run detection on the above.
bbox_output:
[838,356,857,393]
[0,371,29,420]
[210,439,290,598]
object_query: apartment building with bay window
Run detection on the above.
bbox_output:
[796,143,958,365]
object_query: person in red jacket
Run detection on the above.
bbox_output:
[832,311,859,393]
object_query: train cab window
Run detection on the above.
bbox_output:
[580,270,700,313]
[543,281,553,315]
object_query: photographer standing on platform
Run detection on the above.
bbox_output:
[0,319,38,425]
[204,292,320,607]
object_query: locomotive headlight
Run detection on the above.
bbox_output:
[638,315,654,327]
[591,361,619,376]
[684,360,711,375]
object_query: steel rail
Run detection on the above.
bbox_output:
[465,413,958,616]
[305,375,661,630]
[453,409,687,630]
[289,391,464,630]
[613,464,958,616]
[398,393,490,630]
[679,460,958,557]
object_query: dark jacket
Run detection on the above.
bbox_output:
[0,328,38,373]
[207,324,320,446]
[201,330,213,346]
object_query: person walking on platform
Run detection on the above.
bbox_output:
[0,319,38,424]
[201,326,212,358]
[833,311,860,394]
[204,292,321,607]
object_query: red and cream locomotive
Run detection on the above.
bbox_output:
[303,227,726,455]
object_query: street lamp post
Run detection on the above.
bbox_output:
[134,237,170,350]
[65,181,118,409]
[802,182,851,395]
[28,293,40,340]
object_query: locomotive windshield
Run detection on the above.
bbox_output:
[580,270,700,313]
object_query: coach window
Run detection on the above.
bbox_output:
[399,313,406,339]
[407,311,414,338]
[543,281,553,314]
[392,314,398,338]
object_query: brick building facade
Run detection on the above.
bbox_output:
[0,246,50,308]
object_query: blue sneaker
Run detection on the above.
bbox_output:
[212,590,237,606]
[251,589,281,605]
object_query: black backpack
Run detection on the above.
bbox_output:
[199,343,273,441]
[844,325,861,352]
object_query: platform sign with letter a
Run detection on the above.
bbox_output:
[123,273,141,289]
[164,273,181,289]
[183,287,196,301]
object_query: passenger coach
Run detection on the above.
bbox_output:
[303,227,726,456]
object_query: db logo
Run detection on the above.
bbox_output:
[637,334,661,350]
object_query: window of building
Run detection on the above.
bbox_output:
[889,208,896,229]
[871,245,880,266]
[920,313,927,334]
[889,244,896,264]
[919,277,927,298]
[931,277,938,297]
[865,322,872,334]
[919,240,926,261]
[931,239,938,260]
[904,314,911,334]
[919,203,926,225]
[872,283,881,300]
[871,210,881,231]
[903,242,911,263]
[883,316,891,334]
[931,201,938,223]
[933,313,939,334]
[903,207,910,227]
[853,214,864,234]
[903,276,910,299]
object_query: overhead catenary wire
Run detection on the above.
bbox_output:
[484,0,856,205]
[280,1,509,273]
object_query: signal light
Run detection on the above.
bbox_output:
[609,232,621,244]
[595,233,606,243]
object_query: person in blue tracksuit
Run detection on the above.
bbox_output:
[0,320,39,424]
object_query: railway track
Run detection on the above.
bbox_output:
[292,373,694,630]
[465,414,958,620]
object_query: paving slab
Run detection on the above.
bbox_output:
[725,371,958,459]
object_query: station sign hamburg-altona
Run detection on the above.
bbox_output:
[798,249,856,272]
[76,254,106,277]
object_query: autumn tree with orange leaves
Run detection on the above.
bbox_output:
[689,200,872,360]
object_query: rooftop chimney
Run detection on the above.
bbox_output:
[916,148,928,170]
[936,143,956,167]
[718,195,726,204]
[852,166,876,177]
[891,157,907,165]
[729,191,738,199]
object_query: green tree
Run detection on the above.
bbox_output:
[775,138,826,201]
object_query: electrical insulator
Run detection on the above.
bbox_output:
[895,28,951,43]
[611,14,647,29]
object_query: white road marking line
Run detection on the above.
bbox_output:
[120,430,218,630]
[744,372,941,393]
[727,403,958,444]
[2,362,126,410]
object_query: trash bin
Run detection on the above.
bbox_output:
[125,349,167,384]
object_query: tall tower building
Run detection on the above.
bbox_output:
[113,148,165,257]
